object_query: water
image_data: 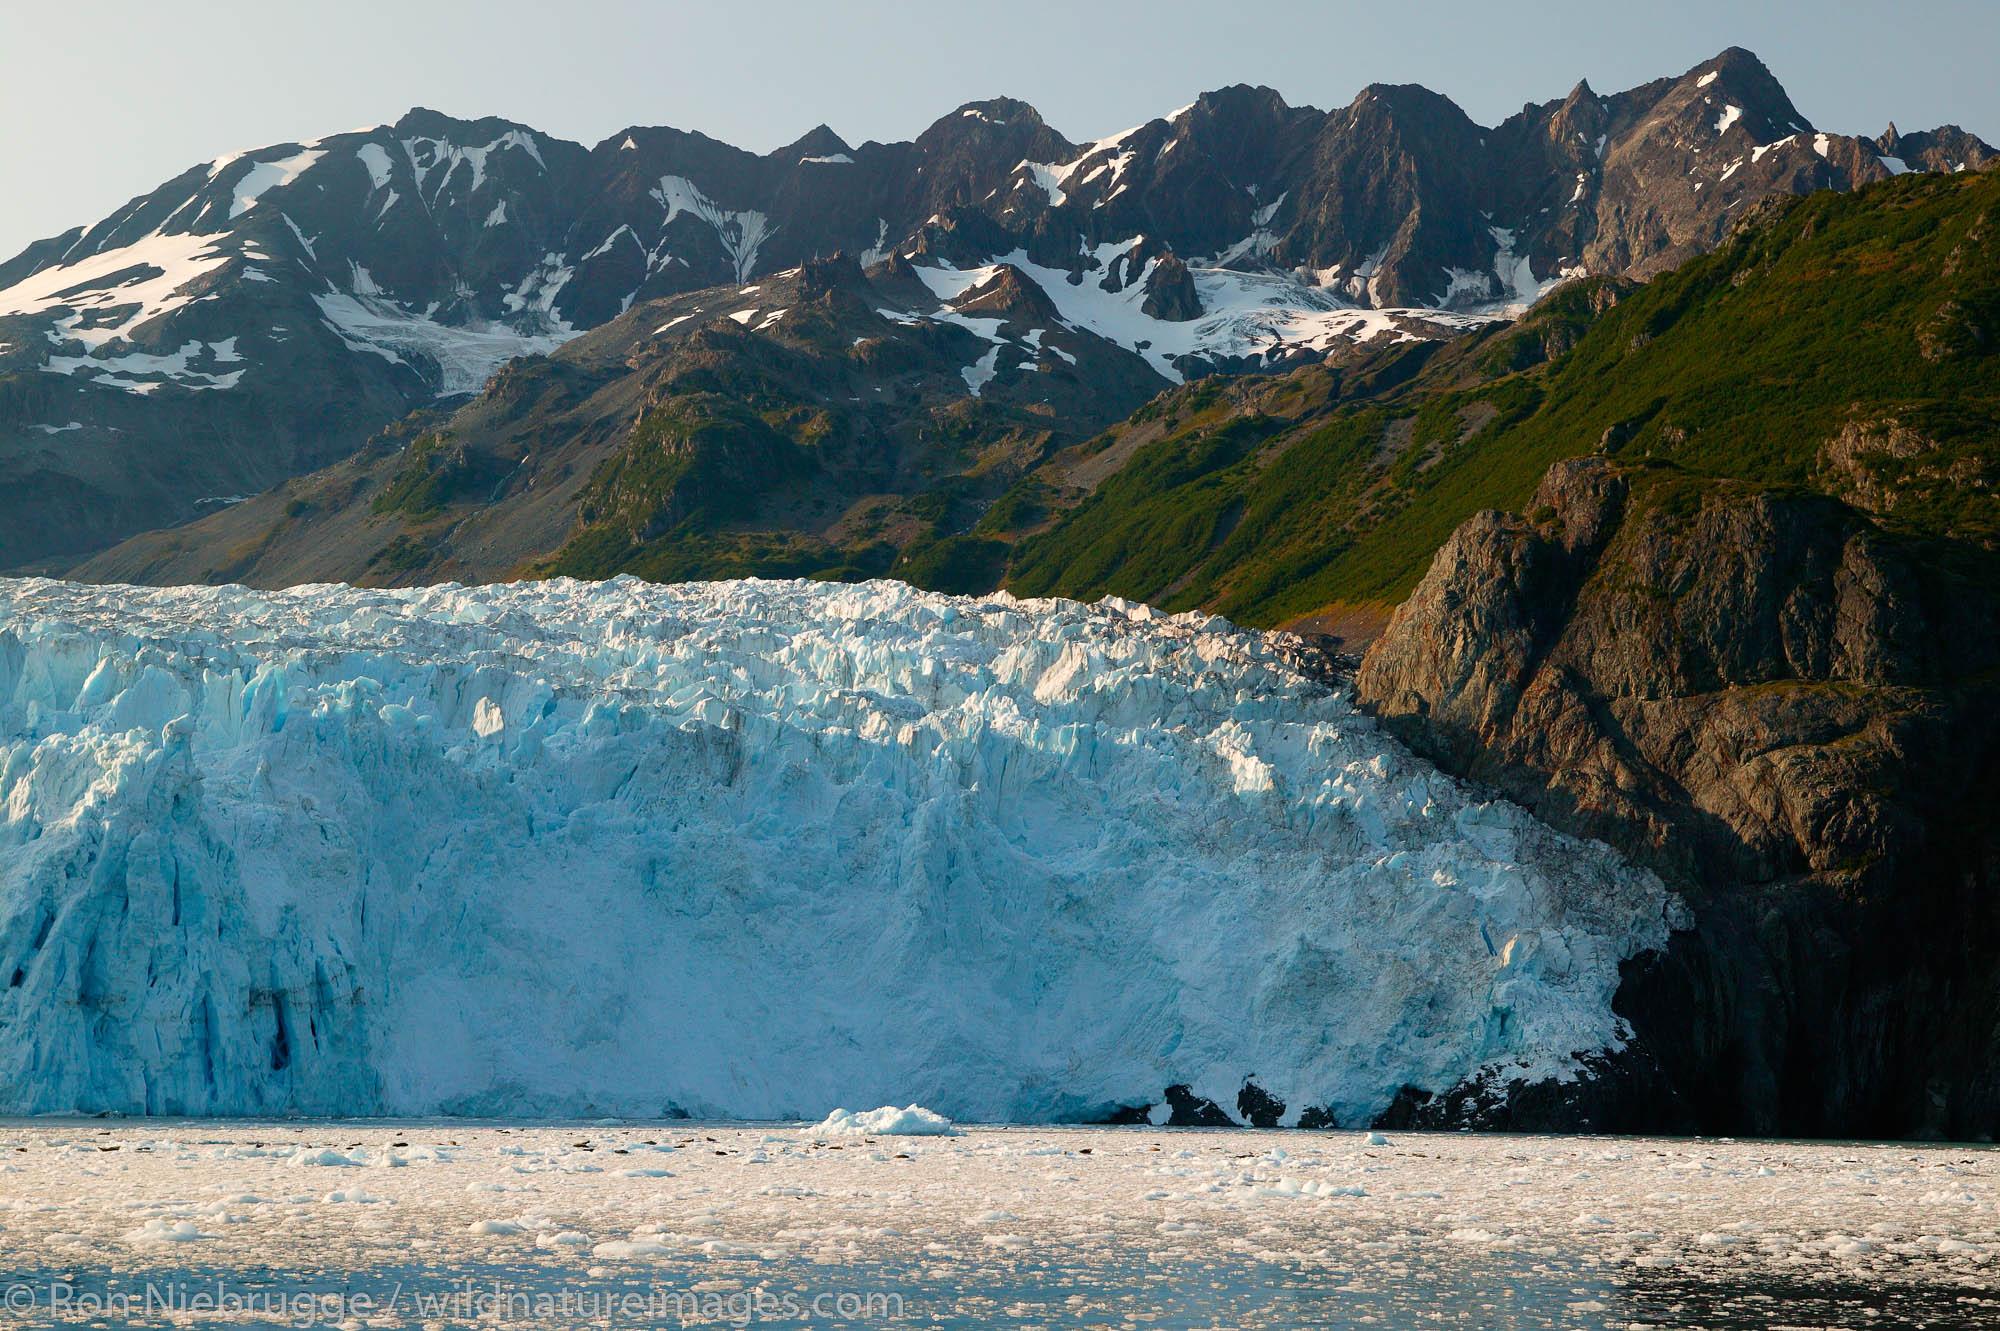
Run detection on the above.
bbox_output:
[0,1121,1992,1328]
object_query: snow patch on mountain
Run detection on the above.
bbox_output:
[401,131,545,200]
[914,247,1489,384]
[1480,228,1584,313]
[43,339,247,394]
[961,343,1002,394]
[1013,161,1071,207]
[355,143,394,190]
[651,176,776,283]
[0,577,1678,1123]
[857,218,892,268]
[1751,134,1798,163]
[226,149,326,219]
[499,252,576,328]
[0,230,236,350]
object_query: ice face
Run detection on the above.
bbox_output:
[0,577,1678,1122]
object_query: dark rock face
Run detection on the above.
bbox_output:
[1877,123,1997,174]
[1235,1080,1286,1128]
[1163,1084,1238,1127]
[1355,456,2000,1137]
[1374,1049,1686,1134]
[1141,253,1203,321]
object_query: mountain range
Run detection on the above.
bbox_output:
[3,47,1989,574]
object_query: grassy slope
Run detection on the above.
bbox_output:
[1007,168,2000,626]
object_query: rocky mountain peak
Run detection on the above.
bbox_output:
[794,252,869,299]
[777,124,852,162]
[919,98,1059,148]
[391,106,544,144]
[1186,83,1293,123]
[950,263,1061,323]
[1670,46,1811,139]
[1346,81,1480,134]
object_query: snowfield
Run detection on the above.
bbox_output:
[0,1122,1992,1329]
[0,577,1679,1123]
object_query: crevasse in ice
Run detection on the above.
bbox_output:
[0,576,1678,1122]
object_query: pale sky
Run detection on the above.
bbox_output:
[4,0,1995,260]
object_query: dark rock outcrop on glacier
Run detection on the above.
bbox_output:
[1355,456,2000,1138]
[1140,253,1203,321]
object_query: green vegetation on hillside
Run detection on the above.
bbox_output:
[1006,168,2000,625]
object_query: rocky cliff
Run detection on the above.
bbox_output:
[1355,456,2000,1137]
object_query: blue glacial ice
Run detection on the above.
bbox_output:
[0,576,1679,1122]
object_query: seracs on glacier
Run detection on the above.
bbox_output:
[0,577,1679,1123]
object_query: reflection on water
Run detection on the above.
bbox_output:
[8,1246,1995,1329]
[1616,1266,2000,1330]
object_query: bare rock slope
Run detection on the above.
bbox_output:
[1357,456,2000,1137]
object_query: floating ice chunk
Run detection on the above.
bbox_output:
[123,1218,215,1243]
[593,1237,675,1258]
[812,1105,961,1137]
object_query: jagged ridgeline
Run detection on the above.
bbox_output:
[7,48,1990,578]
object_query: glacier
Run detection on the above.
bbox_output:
[0,577,1679,1123]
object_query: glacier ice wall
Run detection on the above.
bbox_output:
[0,577,1678,1123]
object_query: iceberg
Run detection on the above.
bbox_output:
[812,1105,960,1137]
[0,576,1677,1123]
